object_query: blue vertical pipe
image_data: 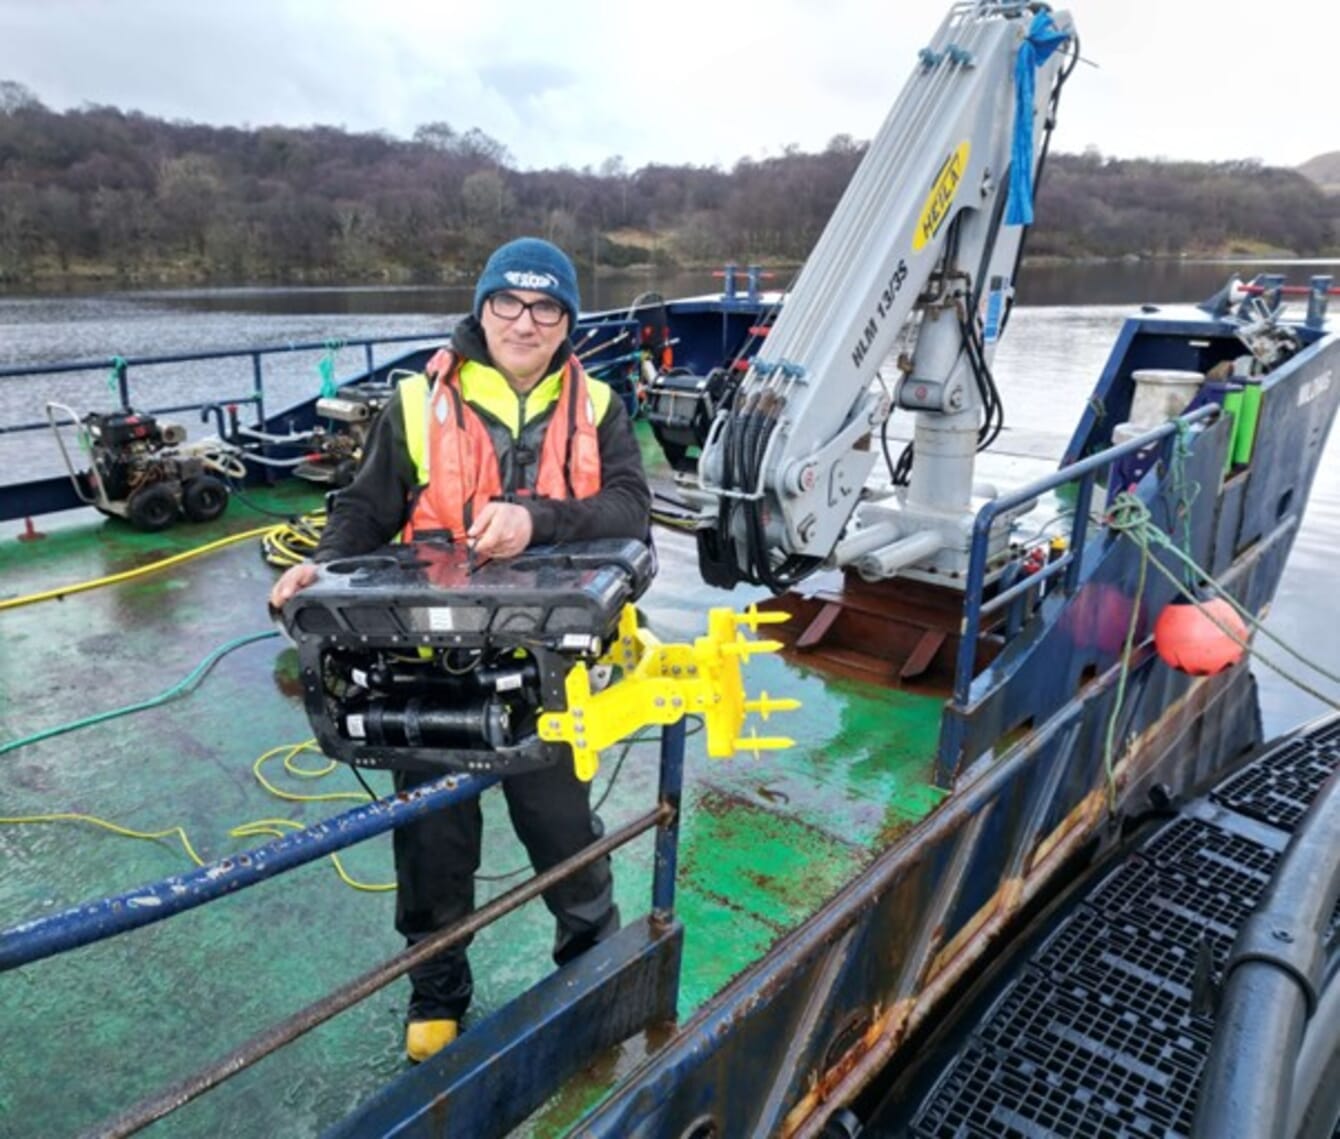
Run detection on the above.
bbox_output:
[1065,471,1096,594]
[1307,275,1333,331]
[955,507,994,707]
[250,351,266,422]
[0,772,499,971]
[250,350,272,482]
[651,718,686,924]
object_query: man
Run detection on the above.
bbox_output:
[270,237,652,1062]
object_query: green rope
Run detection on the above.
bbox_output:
[0,630,279,757]
[1167,420,1200,588]
[1098,466,1340,806]
[1101,538,1148,812]
[1105,491,1340,705]
[1097,427,1202,807]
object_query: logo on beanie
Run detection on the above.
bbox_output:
[504,270,559,290]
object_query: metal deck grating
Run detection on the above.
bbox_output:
[977,971,1202,1129]
[912,1043,1183,1139]
[910,716,1340,1138]
[1087,861,1257,949]
[1033,908,1215,1042]
[1137,815,1277,880]
[1212,733,1340,830]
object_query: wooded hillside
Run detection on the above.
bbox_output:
[1299,151,1340,193]
[1,81,1335,286]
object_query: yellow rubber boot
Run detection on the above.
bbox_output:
[406,1019,459,1063]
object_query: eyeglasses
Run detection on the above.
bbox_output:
[487,292,567,327]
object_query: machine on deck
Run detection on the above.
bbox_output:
[45,403,232,532]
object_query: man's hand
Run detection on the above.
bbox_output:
[269,561,318,610]
[468,502,533,560]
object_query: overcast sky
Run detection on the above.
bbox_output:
[2,0,1331,172]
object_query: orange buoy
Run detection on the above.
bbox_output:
[1154,597,1248,675]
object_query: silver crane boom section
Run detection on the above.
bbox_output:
[699,2,1074,587]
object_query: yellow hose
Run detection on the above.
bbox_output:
[0,524,276,612]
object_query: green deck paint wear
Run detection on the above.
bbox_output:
[0,502,948,1139]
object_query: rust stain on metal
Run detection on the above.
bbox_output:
[428,1092,452,1130]
[997,875,1024,913]
[694,788,740,819]
[928,896,999,984]
[1030,787,1106,870]
[695,888,779,926]
[693,787,864,856]
[786,792,1118,1138]
[780,998,912,1138]
[873,816,918,848]
[934,788,1108,982]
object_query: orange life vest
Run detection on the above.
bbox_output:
[400,349,602,542]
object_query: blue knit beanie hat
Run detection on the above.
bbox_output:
[473,237,581,328]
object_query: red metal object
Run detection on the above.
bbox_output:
[1241,285,1340,296]
[762,573,1001,689]
[16,516,45,542]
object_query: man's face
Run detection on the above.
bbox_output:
[479,289,570,390]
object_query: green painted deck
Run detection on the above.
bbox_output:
[0,473,945,1138]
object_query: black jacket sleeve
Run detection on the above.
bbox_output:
[313,388,418,561]
[520,396,652,545]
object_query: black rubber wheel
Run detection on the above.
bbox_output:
[182,474,229,523]
[126,482,179,531]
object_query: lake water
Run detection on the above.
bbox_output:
[2,259,1338,737]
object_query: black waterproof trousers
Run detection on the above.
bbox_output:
[392,761,619,1022]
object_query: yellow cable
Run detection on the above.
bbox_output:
[253,741,370,803]
[0,741,395,893]
[247,741,396,890]
[230,818,393,892]
[0,813,208,867]
[1,524,275,612]
[260,511,327,569]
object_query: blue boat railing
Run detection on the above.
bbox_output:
[948,404,1222,750]
[0,333,448,438]
[0,770,498,969]
[0,723,689,1137]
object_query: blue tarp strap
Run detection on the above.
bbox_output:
[1005,11,1070,226]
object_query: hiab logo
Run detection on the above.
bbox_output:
[913,141,969,252]
[504,270,559,289]
[1298,368,1332,407]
